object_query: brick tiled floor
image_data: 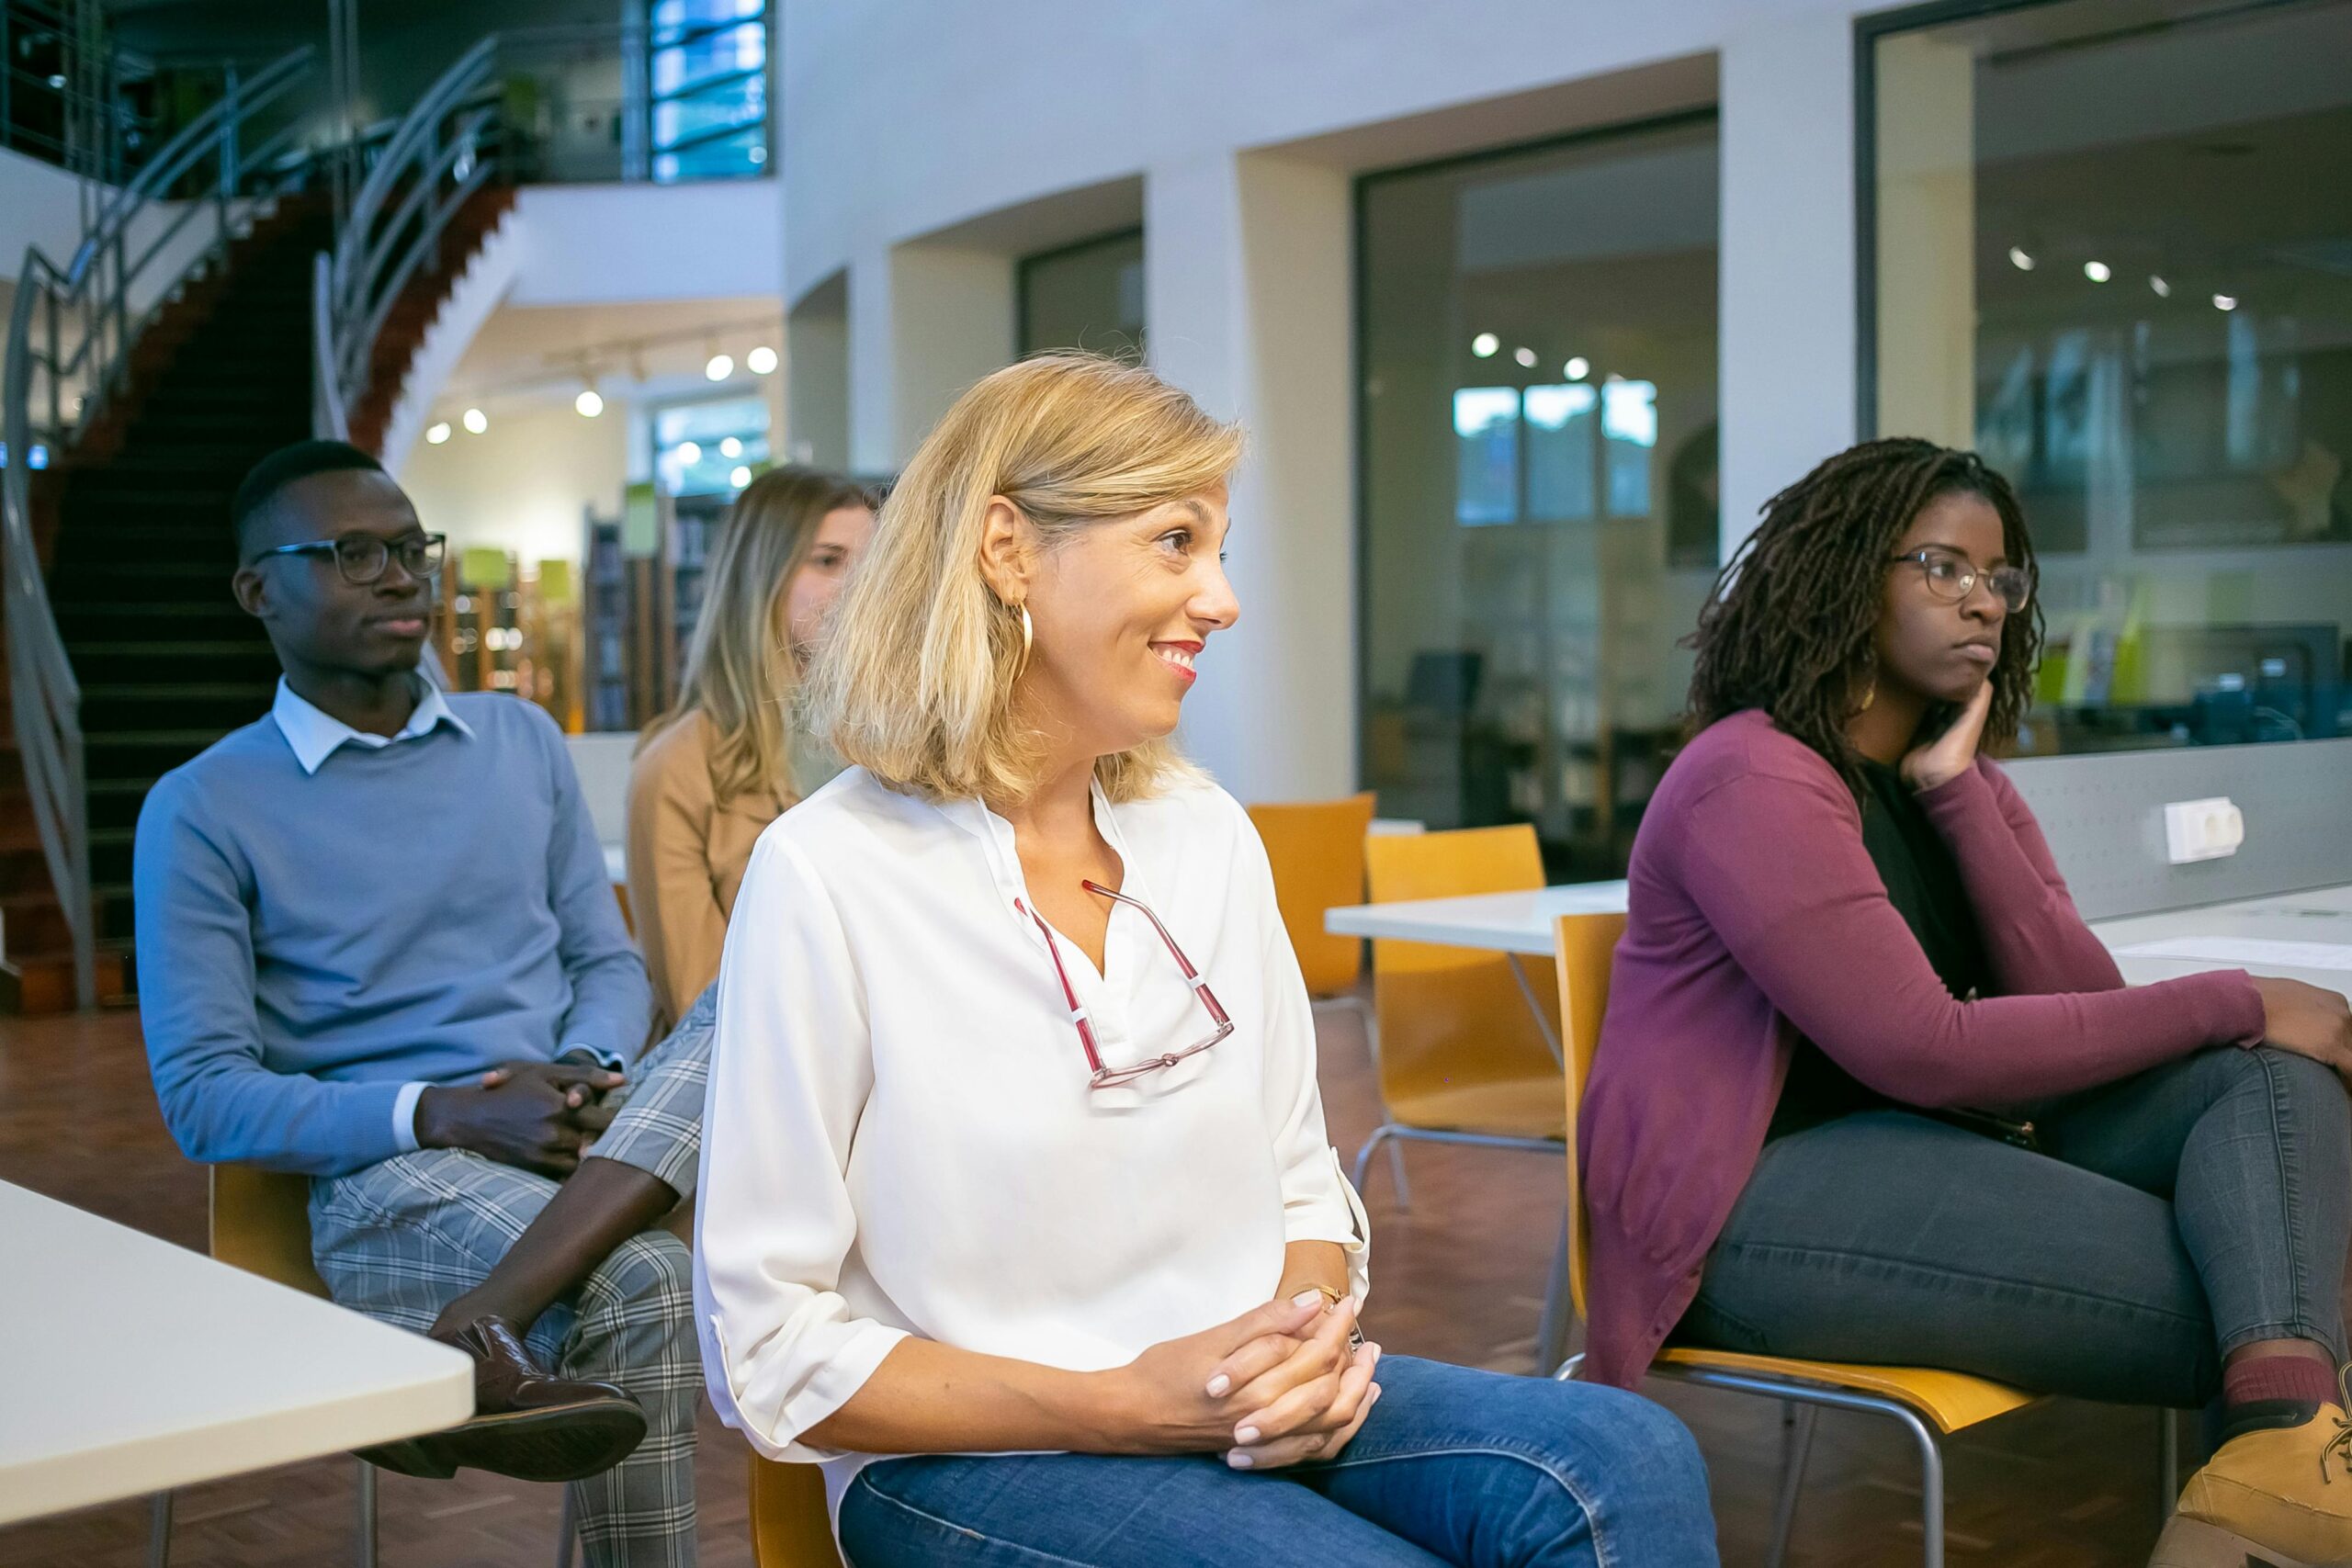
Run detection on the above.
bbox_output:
[0,1000,2289,1565]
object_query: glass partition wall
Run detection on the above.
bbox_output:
[1358,113,1720,878]
[1018,228,1147,360]
[1866,0,2352,756]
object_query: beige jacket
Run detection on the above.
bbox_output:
[626,711,791,1030]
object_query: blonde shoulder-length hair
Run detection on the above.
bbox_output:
[801,353,1243,807]
[644,463,873,808]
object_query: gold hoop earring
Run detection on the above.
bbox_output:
[1014,603,1034,679]
[1860,680,1876,713]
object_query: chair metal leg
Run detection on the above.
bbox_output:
[557,1484,580,1568]
[146,1491,174,1568]
[1534,1214,1572,1375]
[1766,1403,1815,1568]
[2159,1405,2180,1522]
[1322,996,1411,1210]
[355,1460,378,1568]
[1905,1410,1945,1568]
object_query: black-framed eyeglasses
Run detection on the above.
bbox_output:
[250,532,446,585]
[1887,547,2031,614]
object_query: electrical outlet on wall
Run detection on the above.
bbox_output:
[2162,797,2244,864]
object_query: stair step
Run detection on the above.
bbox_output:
[74,638,277,659]
[2,945,134,1014]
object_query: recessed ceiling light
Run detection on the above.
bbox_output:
[1564,356,1589,381]
[2007,246,2035,271]
[705,353,734,381]
[746,345,778,375]
[425,422,451,445]
[1471,333,1498,358]
[2149,275,2171,298]
[1513,346,1537,367]
[2083,261,2111,283]
[2212,294,2238,311]
[575,389,604,417]
[461,408,487,434]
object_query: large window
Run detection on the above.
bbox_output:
[1359,114,1720,877]
[649,0,770,182]
[1018,229,1146,360]
[1866,0,2352,755]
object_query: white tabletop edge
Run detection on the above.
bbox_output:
[0,1182,474,1526]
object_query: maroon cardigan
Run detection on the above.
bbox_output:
[1576,709,2266,1389]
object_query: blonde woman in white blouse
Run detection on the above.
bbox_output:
[695,355,1715,1567]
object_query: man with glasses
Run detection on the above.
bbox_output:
[135,441,706,1566]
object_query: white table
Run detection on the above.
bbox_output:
[1324,879,2352,1002]
[1324,883,1631,1062]
[1325,881,1630,958]
[2090,885,2352,1004]
[0,1181,472,1527]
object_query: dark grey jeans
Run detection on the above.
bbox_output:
[1676,1044,2352,1408]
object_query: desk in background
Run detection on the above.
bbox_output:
[1327,881,2352,1005]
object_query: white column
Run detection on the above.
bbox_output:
[1719,9,1859,560]
[785,276,849,469]
[1146,152,1355,807]
[846,243,1016,471]
[1873,32,1976,447]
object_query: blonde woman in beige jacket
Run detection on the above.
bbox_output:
[628,466,876,1030]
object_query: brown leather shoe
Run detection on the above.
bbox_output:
[356,1315,647,1483]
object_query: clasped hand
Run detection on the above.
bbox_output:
[414,1059,627,1178]
[1119,1292,1382,1470]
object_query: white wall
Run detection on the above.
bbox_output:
[509,179,784,308]
[398,398,626,565]
[0,148,87,280]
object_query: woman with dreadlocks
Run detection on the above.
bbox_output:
[1576,437,2352,1565]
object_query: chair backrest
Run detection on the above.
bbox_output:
[210,1165,331,1298]
[1363,824,1560,1105]
[1551,910,1627,1324]
[1246,792,1376,998]
[750,1453,845,1567]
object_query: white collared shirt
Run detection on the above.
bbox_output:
[271,676,474,776]
[269,677,614,1144]
[694,767,1370,1510]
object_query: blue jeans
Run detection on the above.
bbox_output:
[834,1356,1716,1567]
[1680,1045,2351,1408]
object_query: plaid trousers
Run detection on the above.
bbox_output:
[311,987,717,1568]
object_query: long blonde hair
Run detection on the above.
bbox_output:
[802,353,1243,806]
[647,464,873,807]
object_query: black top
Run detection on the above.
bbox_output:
[1764,757,1993,1142]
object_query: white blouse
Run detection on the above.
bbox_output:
[692,766,1371,1508]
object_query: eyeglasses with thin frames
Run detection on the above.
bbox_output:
[1017,879,1235,1089]
[249,531,447,585]
[1886,546,2032,614]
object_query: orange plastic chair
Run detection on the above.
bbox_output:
[1246,792,1376,1003]
[164,1168,582,1568]
[749,1456,844,1566]
[1551,912,2044,1568]
[1355,825,1566,1190]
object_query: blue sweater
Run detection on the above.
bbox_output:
[134,689,652,1176]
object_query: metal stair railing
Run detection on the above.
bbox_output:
[1,42,316,1008]
[312,35,501,443]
